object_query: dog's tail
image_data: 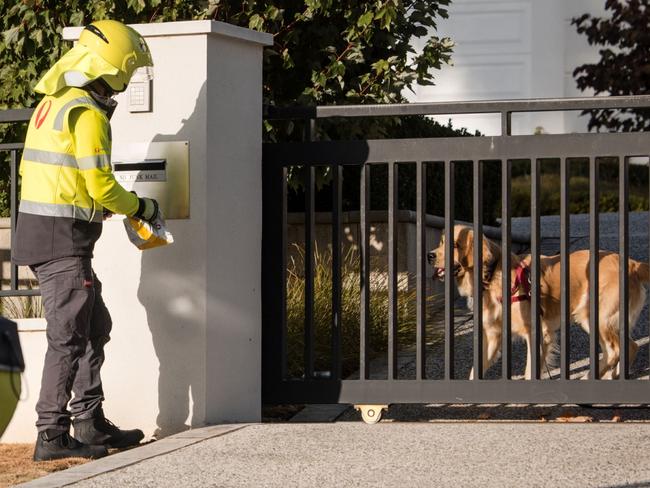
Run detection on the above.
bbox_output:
[630,260,650,283]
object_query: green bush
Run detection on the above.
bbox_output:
[286,243,443,378]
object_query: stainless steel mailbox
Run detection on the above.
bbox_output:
[111,141,189,219]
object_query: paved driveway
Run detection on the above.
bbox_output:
[29,423,650,488]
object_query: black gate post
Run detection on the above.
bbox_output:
[261,156,287,403]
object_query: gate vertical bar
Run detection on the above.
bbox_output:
[417,162,427,379]
[560,158,570,380]
[360,164,371,379]
[10,150,18,291]
[304,165,315,379]
[589,157,600,380]
[531,160,541,379]
[501,111,511,137]
[473,160,483,379]
[388,162,399,380]
[444,160,455,380]
[619,155,629,379]
[309,118,316,141]
[281,168,288,379]
[332,164,342,380]
[502,159,512,379]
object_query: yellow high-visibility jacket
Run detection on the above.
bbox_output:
[13,86,139,265]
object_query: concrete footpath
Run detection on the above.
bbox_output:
[17,418,650,488]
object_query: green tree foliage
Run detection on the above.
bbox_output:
[572,0,650,131]
[1,0,453,115]
[246,1,453,105]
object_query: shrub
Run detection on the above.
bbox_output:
[509,160,648,217]
[286,243,443,378]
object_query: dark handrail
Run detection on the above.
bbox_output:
[0,109,33,123]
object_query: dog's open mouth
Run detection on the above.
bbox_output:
[432,265,461,281]
[433,267,445,281]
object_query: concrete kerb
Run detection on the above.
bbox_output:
[15,424,250,488]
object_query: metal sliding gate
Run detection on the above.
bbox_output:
[262,96,650,407]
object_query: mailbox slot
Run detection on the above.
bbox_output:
[113,159,167,183]
[111,141,189,219]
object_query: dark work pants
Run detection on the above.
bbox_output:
[31,256,112,432]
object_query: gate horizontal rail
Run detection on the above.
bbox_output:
[263,132,650,165]
[264,379,650,405]
[262,96,650,406]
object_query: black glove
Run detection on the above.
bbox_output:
[133,197,159,223]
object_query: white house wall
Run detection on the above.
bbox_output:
[411,0,606,135]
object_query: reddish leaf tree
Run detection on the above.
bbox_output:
[573,0,650,131]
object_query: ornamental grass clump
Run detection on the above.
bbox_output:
[0,280,43,319]
[286,243,443,378]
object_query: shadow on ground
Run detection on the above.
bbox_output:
[337,403,650,423]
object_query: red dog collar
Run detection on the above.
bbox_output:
[497,263,531,304]
[510,263,531,303]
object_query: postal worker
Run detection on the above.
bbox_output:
[12,20,159,461]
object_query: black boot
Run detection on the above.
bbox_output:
[33,429,108,462]
[73,415,144,448]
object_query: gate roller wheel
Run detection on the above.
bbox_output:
[355,404,389,424]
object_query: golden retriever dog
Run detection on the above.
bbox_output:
[428,225,648,379]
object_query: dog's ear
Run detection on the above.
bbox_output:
[482,236,500,265]
[481,237,501,283]
[457,227,473,268]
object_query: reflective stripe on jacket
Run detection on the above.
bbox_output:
[12,86,139,265]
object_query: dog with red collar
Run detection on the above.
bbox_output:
[429,224,646,380]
